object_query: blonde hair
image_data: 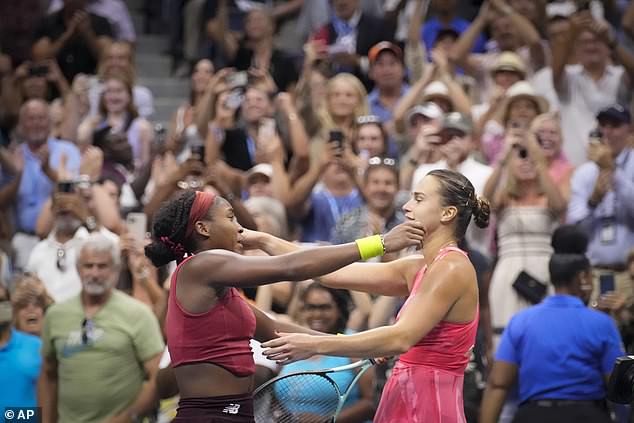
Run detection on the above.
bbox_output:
[318,73,368,134]
[11,274,54,313]
[529,112,561,135]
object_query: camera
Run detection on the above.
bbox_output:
[28,64,49,77]
[513,144,528,159]
[190,144,206,163]
[57,181,75,193]
[607,356,634,404]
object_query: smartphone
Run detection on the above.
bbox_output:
[190,144,206,163]
[29,64,49,77]
[329,130,344,156]
[589,128,603,145]
[126,212,148,244]
[513,144,528,159]
[600,273,615,295]
[258,118,276,146]
[329,130,344,149]
[57,181,75,193]
[224,89,244,110]
[227,71,248,88]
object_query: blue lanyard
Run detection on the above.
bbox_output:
[246,136,256,163]
[324,190,356,223]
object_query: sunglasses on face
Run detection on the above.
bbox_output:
[81,318,94,345]
[56,248,66,271]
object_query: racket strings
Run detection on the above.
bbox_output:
[254,373,340,423]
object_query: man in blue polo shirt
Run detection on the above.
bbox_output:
[4,99,81,271]
[0,285,42,408]
[480,227,623,423]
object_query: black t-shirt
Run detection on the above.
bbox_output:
[222,128,254,171]
[34,10,113,81]
[231,45,299,91]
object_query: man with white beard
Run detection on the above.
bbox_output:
[26,189,118,302]
[38,233,164,423]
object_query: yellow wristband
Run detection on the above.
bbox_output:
[355,235,385,261]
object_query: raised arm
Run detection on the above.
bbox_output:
[189,223,424,289]
[491,0,545,70]
[393,65,436,135]
[449,4,490,71]
[262,256,475,360]
[404,0,431,83]
[552,13,592,94]
[525,135,567,216]
[250,230,417,296]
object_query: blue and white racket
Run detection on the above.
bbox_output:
[254,358,375,423]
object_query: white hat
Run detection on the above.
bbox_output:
[499,81,549,121]
[422,81,451,104]
[407,102,444,125]
[246,163,273,183]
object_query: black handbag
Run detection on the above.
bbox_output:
[512,270,547,304]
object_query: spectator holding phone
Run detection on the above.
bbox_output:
[287,137,364,243]
[0,60,72,132]
[477,80,549,165]
[26,189,119,302]
[483,126,566,346]
[567,105,634,326]
[412,113,494,257]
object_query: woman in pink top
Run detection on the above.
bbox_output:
[257,169,490,422]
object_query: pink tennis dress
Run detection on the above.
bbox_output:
[374,247,479,423]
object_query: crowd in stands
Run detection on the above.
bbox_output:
[0,0,634,422]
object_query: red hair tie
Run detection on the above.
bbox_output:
[160,236,186,257]
[185,191,217,238]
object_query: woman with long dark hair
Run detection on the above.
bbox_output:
[144,190,424,422]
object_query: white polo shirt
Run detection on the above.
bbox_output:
[26,227,119,303]
[556,64,628,166]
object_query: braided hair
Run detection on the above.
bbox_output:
[145,190,197,267]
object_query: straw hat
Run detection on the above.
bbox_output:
[498,81,549,123]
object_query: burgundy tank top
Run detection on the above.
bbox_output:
[166,255,256,376]
[397,247,479,375]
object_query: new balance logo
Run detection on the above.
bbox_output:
[222,404,240,415]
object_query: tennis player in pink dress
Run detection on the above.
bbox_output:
[258,169,489,422]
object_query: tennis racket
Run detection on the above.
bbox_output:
[253,358,375,423]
